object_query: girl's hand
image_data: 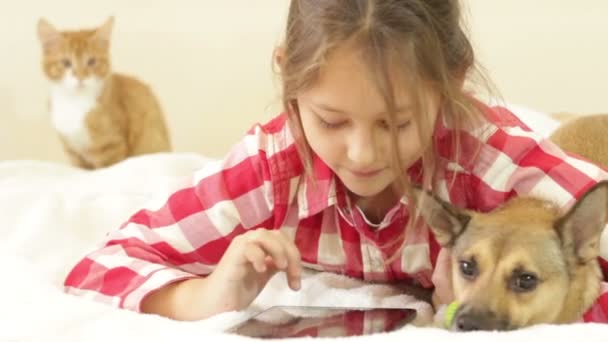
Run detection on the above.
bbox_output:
[142,229,302,321]
[205,229,302,311]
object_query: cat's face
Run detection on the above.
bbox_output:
[37,17,113,92]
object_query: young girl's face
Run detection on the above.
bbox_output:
[297,44,439,199]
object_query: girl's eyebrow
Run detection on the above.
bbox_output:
[310,102,348,115]
[310,102,413,117]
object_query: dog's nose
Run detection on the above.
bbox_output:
[453,310,509,331]
[456,314,481,331]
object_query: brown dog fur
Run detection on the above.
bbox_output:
[418,114,608,330]
[551,114,608,167]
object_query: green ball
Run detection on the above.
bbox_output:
[444,301,460,328]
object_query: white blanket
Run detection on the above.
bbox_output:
[2,107,608,341]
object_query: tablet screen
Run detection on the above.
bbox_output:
[227,306,417,338]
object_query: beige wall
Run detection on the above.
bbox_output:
[1,1,607,163]
[466,1,608,114]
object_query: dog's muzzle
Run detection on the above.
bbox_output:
[450,304,511,331]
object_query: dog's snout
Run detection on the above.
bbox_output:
[453,308,509,331]
[456,313,481,331]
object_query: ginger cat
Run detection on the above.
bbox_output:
[37,17,171,169]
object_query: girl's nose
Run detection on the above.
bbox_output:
[347,128,378,168]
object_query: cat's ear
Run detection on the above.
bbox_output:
[37,18,61,51]
[93,16,114,47]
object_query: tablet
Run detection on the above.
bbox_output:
[227,306,417,338]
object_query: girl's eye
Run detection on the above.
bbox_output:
[87,57,96,67]
[380,120,410,130]
[318,118,346,129]
[62,58,72,68]
[397,121,411,129]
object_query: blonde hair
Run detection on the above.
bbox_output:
[276,0,491,254]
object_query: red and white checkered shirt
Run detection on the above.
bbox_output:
[64,102,608,322]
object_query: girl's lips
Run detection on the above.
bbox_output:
[350,168,384,178]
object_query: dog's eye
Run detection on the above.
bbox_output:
[459,259,478,280]
[511,273,538,292]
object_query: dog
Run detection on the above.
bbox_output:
[550,113,608,168]
[418,114,608,331]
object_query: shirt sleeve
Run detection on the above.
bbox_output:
[63,122,294,312]
[465,112,608,212]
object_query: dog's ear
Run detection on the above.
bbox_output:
[555,181,608,264]
[415,188,471,247]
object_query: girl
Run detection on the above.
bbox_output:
[65,0,608,323]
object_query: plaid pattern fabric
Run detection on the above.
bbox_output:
[64,103,608,322]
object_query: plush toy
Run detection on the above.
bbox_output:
[444,301,460,329]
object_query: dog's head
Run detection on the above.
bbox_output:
[418,181,608,331]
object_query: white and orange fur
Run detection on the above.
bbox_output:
[37,17,171,169]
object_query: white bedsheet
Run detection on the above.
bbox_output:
[2,107,608,341]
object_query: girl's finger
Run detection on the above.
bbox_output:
[243,243,268,272]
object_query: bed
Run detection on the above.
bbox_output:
[3,105,608,341]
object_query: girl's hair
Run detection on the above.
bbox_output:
[277,0,491,255]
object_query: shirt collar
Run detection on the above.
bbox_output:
[297,153,344,219]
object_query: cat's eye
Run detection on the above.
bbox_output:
[87,57,96,67]
[62,59,72,68]
[459,259,478,280]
